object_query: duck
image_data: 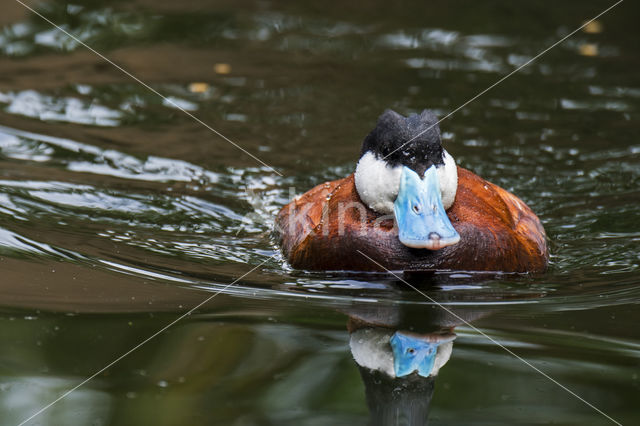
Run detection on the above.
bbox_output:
[275,109,548,273]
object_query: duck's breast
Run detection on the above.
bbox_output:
[275,167,548,272]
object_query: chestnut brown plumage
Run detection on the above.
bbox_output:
[275,167,548,272]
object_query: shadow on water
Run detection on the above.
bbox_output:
[0,0,639,424]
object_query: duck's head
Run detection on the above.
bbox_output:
[355,109,460,250]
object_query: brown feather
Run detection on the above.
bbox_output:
[275,167,548,273]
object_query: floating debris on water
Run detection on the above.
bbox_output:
[188,82,210,93]
[578,43,598,56]
[583,20,603,34]
[214,63,232,74]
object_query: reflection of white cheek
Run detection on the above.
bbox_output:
[431,342,453,376]
[355,152,401,215]
[349,328,395,377]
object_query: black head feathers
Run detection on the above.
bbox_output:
[360,109,444,176]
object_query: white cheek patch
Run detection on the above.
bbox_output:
[355,151,401,215]
[437,150,458,210]
[355,149,458,214]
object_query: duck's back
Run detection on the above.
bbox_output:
[275,167,548,273]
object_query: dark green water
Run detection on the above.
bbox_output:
[0,0,639,424]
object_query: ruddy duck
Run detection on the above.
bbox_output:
[276,109,548,272]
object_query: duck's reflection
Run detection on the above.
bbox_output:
[345,301,486,426]
[350,328,454,380]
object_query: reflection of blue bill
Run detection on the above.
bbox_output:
[390,331,445,378]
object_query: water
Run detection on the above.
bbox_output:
[0,0,639,424]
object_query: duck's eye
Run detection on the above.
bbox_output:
[407,348,415,354]
[412,204,421,214]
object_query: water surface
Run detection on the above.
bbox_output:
[0,0,639,424]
